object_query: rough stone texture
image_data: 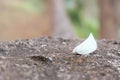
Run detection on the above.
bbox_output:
[0,37,120,80]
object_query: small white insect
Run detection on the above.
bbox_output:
[72,33,97,55]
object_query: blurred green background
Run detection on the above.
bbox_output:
[65,0,99,38]
[0,0,119,41]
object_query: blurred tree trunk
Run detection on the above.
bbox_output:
[98,0,117,40]
[116,0,120,39]
[51,0,77,39]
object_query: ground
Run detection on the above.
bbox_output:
[0,37,120,80]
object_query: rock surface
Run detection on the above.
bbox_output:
[0,37,120,80]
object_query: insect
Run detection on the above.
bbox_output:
[72,33,97,55]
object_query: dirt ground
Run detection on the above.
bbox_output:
[0,37,120,80]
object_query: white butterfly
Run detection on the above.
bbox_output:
[72,33,97,55]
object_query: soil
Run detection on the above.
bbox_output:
[0,37,120,80]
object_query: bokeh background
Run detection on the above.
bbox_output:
[0,0,119,41]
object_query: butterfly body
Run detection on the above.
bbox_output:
[72,33,97,55]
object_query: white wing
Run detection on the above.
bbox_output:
[72,33,97,55]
